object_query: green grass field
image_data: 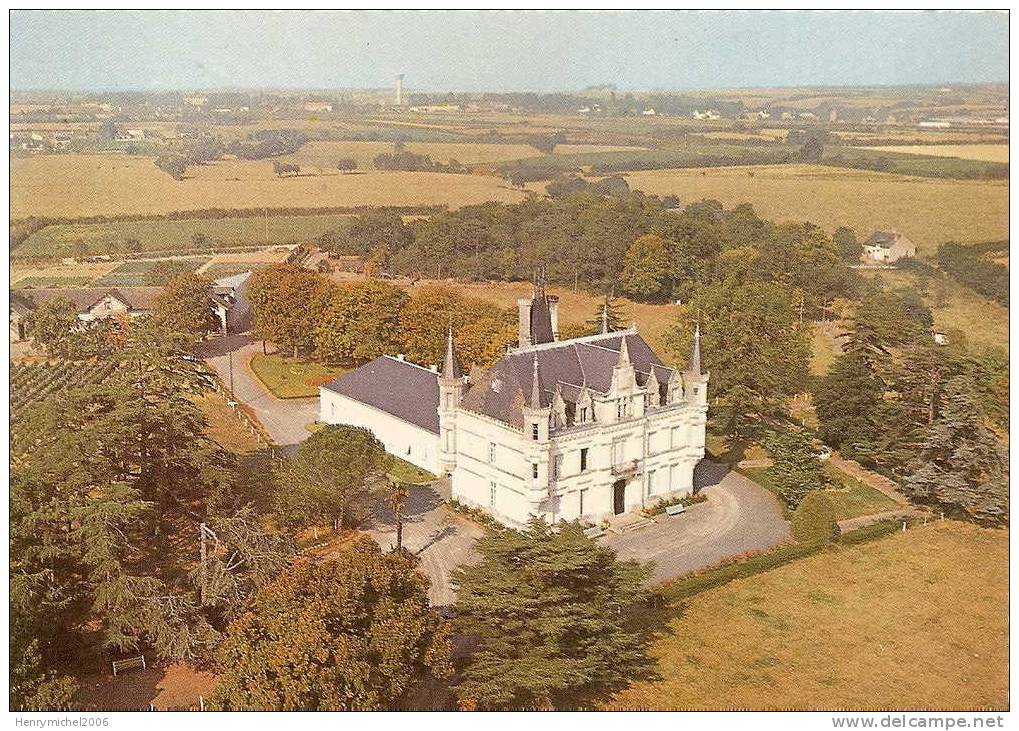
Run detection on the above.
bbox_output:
[249,353,347,399]
[12,275,94,289]
[92,257,210,286]
[739,465,898,522]
[16,213,355,260]
[608,521,1008,710]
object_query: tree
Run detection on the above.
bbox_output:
[584,294,628,334]
[273,425,386,531]
[272,160,300,177]
[453,518,657,710]
[791,492,840,545]
[670,278,810,440]
[248,264,333,357]
[23,296,79,357]
[813,352,885,461]
[620,233,671,302]
[833,226,862,262]
[191,231,208,249]
[211,543,452,710]
[397,285,515,370]
[313,280,409,362]
[764,429,830,509]
[336,157,357,173]
[155,155,188,180]
[151,272,218,341]
[901,377,1008,525]
[318,209,412,257]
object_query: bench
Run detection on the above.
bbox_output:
[111,655,146,676]
[665,503,686,516]
[583,526,606,539]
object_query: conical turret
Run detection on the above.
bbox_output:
[441,327,461,380]
[529,355,544,408]
[687,323,703,375]
[617,333,631,367]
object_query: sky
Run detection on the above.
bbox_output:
[9,10,1009,92]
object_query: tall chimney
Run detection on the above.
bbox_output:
[395,74,405,106]
[517,297,533,348]
[547,295,560,341]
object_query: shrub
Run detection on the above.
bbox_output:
[791,491,840,545]
[643,491,707,516]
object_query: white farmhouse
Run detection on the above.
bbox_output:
[319,284,709,527]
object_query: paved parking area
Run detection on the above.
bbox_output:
[603,468,791,583]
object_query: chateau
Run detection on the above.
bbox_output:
[320,284,709,527]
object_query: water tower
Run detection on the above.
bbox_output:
[395,74,405,106]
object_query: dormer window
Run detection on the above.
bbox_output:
[579,406,588,423]
[616,399,629,419]
[531,423,539,441]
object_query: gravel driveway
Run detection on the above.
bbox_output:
[199,334,319,451]
[603,467,791,583]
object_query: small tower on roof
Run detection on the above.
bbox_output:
[516,269,559,347]
[437,327,464,476]
[684,323,709,408]
[521,354,551,443]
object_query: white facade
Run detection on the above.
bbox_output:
[450,334,709,527]
[319,387,441,475]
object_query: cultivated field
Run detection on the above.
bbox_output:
[17,213,355,259]
[856,144,1009,163]
[10,154,528,218]
[623,164,1009,254]
[608,522,1008,710]
[282,140,644,170]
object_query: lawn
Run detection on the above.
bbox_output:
[249,353,347,399]
[91,257,210,286]
[385,454,438,484]
[738,464,898,522]
[11,153,528,219]
[195,392,262,454]
[608,521,1008,710]
[624,164,1008,255]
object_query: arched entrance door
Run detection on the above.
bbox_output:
[612,480,626,515]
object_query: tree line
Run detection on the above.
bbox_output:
[936,241,1009,307]
[316,194,859,313]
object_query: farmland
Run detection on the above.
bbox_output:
[10,153,528,219]
[855,143,1009,163]
[608,522,1008,710]
[280,140,644,170]
[16,213,357,259]
[623,164,1009,254]
[10,360,119,446]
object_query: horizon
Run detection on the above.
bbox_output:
[10,10,1009,93]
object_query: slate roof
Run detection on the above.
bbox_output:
[461,330,675,428]
[865,231,899,248]
[12,287,164,313]
[322,355,441,435]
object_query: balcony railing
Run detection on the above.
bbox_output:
[610,459,641,478]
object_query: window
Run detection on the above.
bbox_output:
[580,447,589,472]
[552,454,563,480]
[531,423,540,441]
[579,488,588,516]
[616,398,629,419]
[489,481,497,507]
[579,406,588,423]
[612,439,625,465]
[532,462,539,479]
[488,442,497,463]
[647,470,656,497]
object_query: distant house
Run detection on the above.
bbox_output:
[692,109,720,120]
[861,231,917,265]
[209,271,252,335]
[641,108,656,116]
[303,101,333,113]
[10,273,252,343]
[9,287,162,342]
